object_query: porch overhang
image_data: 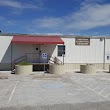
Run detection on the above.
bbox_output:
[11,35,64,44]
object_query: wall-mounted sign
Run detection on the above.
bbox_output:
[75,38,90,46]
[42,53,47,59]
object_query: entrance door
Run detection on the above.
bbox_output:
[33,45,41,63]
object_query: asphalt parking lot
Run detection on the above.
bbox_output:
[0,71,110,110]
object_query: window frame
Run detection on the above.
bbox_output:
[57,45,65,57]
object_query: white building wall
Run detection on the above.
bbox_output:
[0,36,108,65]
[105,39,110,63]
[40,44,56,57]
[57,38,104,63]
[0,36,13,63]
[12,44,56,63]
[12,44,33,61]
[34,44,56,63]
[1,35,110,70]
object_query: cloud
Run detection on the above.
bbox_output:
[0,16,15,26]
[0,0,43,9]
[28,1,110,32]
[32,17,64,28]
[46,33,63,35]
[67,3,110,30]
[82,0,104,4]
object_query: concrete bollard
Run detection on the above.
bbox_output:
[49,65,65,74]
[15,65,32,75]
[80,64,96,74]
[109,65,110,73]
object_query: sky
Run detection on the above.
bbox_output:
[0,0,110,36]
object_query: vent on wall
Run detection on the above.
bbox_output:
[100,38,104,42]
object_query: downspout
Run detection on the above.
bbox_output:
[103,38,106,70]
[11,42,12,71]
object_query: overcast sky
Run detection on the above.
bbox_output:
[0,0,110,36]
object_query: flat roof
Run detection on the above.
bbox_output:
[0,33,110,39]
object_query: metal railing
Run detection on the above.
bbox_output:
[11,53,62,72]
[48,57,62,65]
[25,53,51,63]
[11,55,27,71]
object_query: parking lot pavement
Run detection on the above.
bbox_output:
[69,73,110,99]
[0,72,110,109]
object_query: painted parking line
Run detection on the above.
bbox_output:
[7,81,19,104]
[93,86,99,91]
[75,78,100,90]
[88,82,98,88]
[105,93,110,98]
[99,88,107,94]
[75,77,110,99]
[74,80,110,100]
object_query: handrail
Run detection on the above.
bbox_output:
[11,55,27,71]
[12,55,27,63]
[54,57,62,64]
[49,57,62,65]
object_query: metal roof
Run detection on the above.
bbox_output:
[11,35,64,44]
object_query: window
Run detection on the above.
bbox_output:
[107,56,109,60]
[57,45,65,56]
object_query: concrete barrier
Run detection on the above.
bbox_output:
[80,64,96,74]
[15,65,32,75]
[49,65,65,74]
[109,65,110,73]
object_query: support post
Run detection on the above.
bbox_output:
[63,44,65,65]
[44,59,45,75]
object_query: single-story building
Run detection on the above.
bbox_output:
[0,34,110,71]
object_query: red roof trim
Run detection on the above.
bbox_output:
[12,35,64,44]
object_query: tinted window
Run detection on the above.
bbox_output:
[58,45,65,56]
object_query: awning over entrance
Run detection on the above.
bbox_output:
[12,35,64,44]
